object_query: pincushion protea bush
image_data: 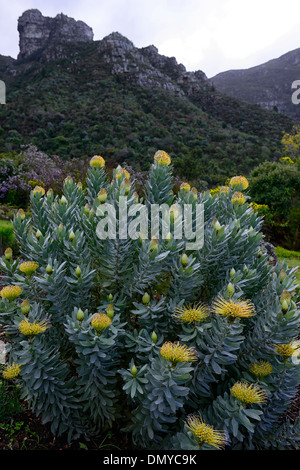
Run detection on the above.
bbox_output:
[1,150,300,449]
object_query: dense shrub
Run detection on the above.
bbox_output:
[0,151,300,449]
[249,160,300,250]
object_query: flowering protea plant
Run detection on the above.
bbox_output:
[0,149,300,450]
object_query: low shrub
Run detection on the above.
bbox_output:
[0,151,300,450]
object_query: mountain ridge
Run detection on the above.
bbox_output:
[211,47,300,120]
[0,9,296,186]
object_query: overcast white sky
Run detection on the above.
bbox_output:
[1,0,300,77]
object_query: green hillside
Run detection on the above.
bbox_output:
[0,38,296,186]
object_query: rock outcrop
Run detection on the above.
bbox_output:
[15,10,207,96]
[17,9,93,60]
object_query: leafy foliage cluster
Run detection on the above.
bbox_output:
[249,149,300,250]
[0,152,300,450]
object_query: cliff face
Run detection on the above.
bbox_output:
[17,9,93,60]
[14,10,208,96]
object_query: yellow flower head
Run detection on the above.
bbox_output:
[154,150,171,166]
[115,167,130,180]
[212,297,255,320]
[19,261,39,277]
[249,360,273,378]
[18,318,50,336]
[0,285,22,301]
[2,363,21,380]
[180,182,191,193]
[231,381,267,405]
[185,415,227,449]
[231,191,246,205]
[90,155,105,168]
[32,186,45,196]
[173,303,210,323]
[160,341,198,363]
[273,341,300,358]
[91,313,112,332]
[229,176,249,190]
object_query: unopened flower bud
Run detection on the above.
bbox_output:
[4,248,13,261]
[108,293,113,301]
[21,300,30,315]
[36,230,42,239]
[230,268,236,278]
[151,331,158,344]
[243,265,248,275]
[165,232,172,243]
[106,304,114,318]
[214,221,221,232]
[46,264,53,275]
[77,308,84,321]
[97,188,107,203]
[131,364,138,377]
[69,231,75,242]
[281,299,289,314]
[17,209,25,220]
[227,282,235,297]
[279,270,287,283]
[75,266,82,278]
[191,187,198,201]
[150,238,158,251]
[142,292,150,304]
[181,253,189,267]
[60,195,67,204]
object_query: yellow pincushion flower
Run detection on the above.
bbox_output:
[160,342,198,363]
[90,155,105,168]
[32,186,45,196]
[0,285,22,301]
[154,150,171,166]
[231,381,267,405]
[19,261,39,277]
[180,182,191,193]
[231,191,246,205]
[229,176,249,190]
[249,360,273,379]
[185,415,227,449]
[91,313,112,332]
[173,303,210,323]
[18,318,50,336]
[273,341,300,358]
[2,363,21,380]
[212,297,255,320]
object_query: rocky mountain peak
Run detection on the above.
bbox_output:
[17,9,93,60]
